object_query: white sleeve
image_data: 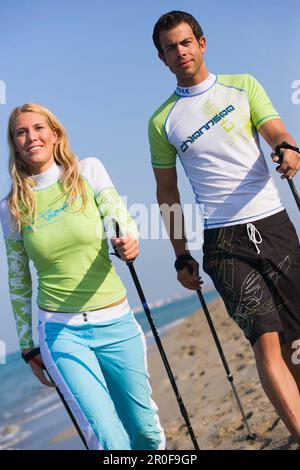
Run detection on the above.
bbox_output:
[0,198,23,241]
[79,157,114,196]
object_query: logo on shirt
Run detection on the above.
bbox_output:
[180,105,236,153]
[176,86,190,95]
[24,200,75,231]
[37,201,70,223]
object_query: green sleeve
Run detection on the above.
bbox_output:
[4,239,33,350]
[217,74,280,129]
[246,75,280,129]
[96,187,139,240]
[148,94,178,169]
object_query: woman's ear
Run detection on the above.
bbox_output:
[52,130,58,144]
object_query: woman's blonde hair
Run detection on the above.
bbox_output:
[7,103,87,232]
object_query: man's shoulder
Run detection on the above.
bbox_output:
[217,73,257,92]
[148,92,179,128]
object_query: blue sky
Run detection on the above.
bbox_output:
[0,0,299,353]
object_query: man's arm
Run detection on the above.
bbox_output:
[259,118,300,179]
[153,167,201,290]
[154,167,188,257]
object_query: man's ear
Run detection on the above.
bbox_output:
[198,36,206,53]
[158,51,167,66]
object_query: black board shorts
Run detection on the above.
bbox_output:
[203,210,300,346]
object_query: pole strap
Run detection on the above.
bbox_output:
[21,347,41,363]
[174,253,195,272]
[274,141,300,162]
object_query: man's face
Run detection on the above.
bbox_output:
[158,22,206,87]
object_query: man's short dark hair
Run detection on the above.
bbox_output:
[152,10,204,53]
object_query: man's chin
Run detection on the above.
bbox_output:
[176,72,194,84]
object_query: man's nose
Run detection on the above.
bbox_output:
[176,45,186,57]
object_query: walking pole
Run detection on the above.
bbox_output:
[32,347,89,450]
[192,285,255,440]
[113,223,200,451]
[275,142,300,212]
[51,378,89,450]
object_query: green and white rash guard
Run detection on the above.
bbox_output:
[149,73,284,228]
[0,157,138,349]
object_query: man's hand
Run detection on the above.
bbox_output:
[272,148,300,180]
[111,235,138,261]
[176,257,203,290]
[258,119,299,180]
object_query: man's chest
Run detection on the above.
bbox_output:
[166,87,253,157]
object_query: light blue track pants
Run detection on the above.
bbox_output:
[38,311,165,450]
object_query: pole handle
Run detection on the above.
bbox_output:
[274,142,300,211]
[274,141,300,164]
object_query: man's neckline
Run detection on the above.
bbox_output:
[175,73,217,97]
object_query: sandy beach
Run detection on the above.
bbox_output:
[148,297,298,450]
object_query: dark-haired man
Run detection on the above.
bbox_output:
[149,10,300,445]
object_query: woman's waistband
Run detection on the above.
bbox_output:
[38,298,131,325]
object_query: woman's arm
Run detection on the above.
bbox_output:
[1,201,54,387]
[4,238,34,350]
[97,187,139,261]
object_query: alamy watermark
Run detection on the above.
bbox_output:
[0,80,6,105]
[95,198,204,250]
[291,339,300,365]
[0,340,6,364]
[291,80,300,105]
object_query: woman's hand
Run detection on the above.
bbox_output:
[111,235,138,261]
[22,348,56,388]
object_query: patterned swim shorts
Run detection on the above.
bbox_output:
[203,210,300,346]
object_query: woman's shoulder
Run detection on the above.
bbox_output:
[79,156,103,170]
[79,158,113,194]
[0,196,22,240]
[0,196,9,218]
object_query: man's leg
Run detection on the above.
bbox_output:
[253,331,300,445]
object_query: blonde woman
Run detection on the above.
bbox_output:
[0,103,165,450]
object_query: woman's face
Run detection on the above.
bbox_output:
[13,112,58,175]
